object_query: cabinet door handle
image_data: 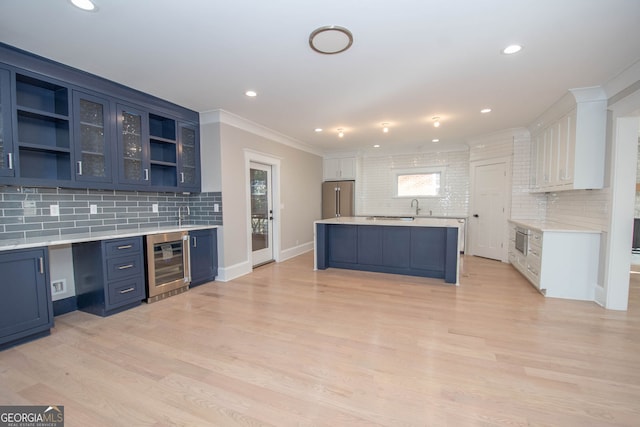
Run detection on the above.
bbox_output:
[144,168,149,181]
[118,264,134,270]
[180,172,185,183]
[77,161,83,176]
[192,236,197,248]
[117,244,132,250]
[119,287,135,294]
[38,257,44,274]
[7,153,13,170]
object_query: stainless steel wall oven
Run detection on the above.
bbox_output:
[515,226,529,256]
[145,231,190,303]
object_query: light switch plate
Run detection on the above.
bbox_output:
[152,203,159,213]
[50,204,59,216]
[213,203,219,212]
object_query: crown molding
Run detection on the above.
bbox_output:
[200,109,323,157]
[466,127,529,147]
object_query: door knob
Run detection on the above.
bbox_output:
[473,214,479,218]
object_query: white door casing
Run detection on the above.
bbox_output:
[469,158,511,261]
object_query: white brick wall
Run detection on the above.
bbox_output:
[546,189,610,231]
[510,133,547,220]
[356,149,470,217]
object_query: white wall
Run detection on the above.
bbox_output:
[200,111,323,281]
[356,149,470,217]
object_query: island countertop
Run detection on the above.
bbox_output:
[315,216,464,228]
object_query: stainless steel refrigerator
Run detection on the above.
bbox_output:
[322,180,355,219]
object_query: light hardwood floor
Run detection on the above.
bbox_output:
[1,253,640,426]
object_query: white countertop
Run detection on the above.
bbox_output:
[0,225,220,251]
[315,216,463,228]
[508,219,601,233]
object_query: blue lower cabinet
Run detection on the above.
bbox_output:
[0,248,53,349]
[189,229,218,287]
[317,224,458,283]
[328,224,358,264]
[73,237,145,316]
[357,226,383,265]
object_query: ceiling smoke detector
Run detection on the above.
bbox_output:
[309,26,353,54]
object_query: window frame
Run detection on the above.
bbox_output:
[391,167,446,198]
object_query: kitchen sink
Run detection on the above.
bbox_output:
[364,216,415,221]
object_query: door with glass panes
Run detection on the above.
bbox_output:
[250,162,274,266]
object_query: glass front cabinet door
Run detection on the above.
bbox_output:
[0,68,13,178]
[178,122,200,191]
[73,91,112,184]
[117,104,149,186]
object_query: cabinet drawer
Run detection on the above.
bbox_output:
[106,255,143,281]
[107,277,144,308]
[104,237,142,258]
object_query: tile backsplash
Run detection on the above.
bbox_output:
[0,187,222,241]
[356,150,470,217]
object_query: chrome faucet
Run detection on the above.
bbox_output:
[178,205,190,227]
[410,198,421,216]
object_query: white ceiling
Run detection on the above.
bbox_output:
[1,0,639,155]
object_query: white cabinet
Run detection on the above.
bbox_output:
[508,221,601,301]
[323,157,356,181]
[530,87,606,193]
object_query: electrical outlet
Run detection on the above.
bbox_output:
[213,203,219,212]
[152,203,159,213]
[90,204,98,214]
[50,204,59,216]
[23,200,36,216]
[51,279,66,295]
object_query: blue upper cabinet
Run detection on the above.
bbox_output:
[0,68,14,178]
[13,72,73,185]
[117,103,150,187]
[73,91,113,184]
[178,121,200,191]
[0,43,201,192]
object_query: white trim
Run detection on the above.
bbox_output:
[244,150,281,268]
[280,241,314,262]
[201,109,323,156]
[466,127,529,147]
[215,260,252,282]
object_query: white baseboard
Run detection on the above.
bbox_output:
[216,260,252,282]
[280,241,314,262]
[594,284,606,307]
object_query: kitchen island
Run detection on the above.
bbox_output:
[314,216,461,284]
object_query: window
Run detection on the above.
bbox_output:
[393,168,445,197]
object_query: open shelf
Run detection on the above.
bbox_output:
[150,163,177,187]
[16,74,68,116]
[19,147,71,180]
[149,114,175,140]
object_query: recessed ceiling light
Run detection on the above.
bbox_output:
[480,108,492,114]
[314,128,323,132]
[337,128,344,138]
[381,122,389,133]
[502,44,523,55]
[309,26,354,54]
[432,117,441,128]
[432,139,440,143]
[245,90,257,97]
[373,144,380,148]
[70,0,97,11]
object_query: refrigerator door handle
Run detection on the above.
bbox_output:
[335,186,340,217]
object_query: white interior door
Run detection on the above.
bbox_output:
[470,160,509,260]
[250,162,274,266]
